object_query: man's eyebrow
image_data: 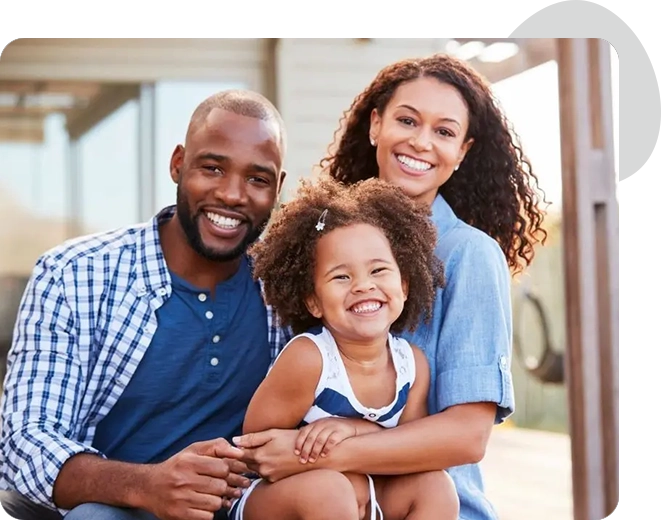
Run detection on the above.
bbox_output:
[196,153,276,179]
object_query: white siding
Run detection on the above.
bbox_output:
[0,39,267,91]
[274,38,448,200]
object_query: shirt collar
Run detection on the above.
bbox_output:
[430,192,459,239]
[133,205,175,298]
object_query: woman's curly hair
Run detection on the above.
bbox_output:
[248,176,445,336]
[319,53,548,275]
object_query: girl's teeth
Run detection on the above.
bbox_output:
[205,212,241,228]
[396,155,433,171]
[352,302,382,313]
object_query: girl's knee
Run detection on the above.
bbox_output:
[297,470,361,519]
[415,471,459,516]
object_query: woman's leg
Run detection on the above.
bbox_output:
[375,470,459,520]
[236,469,366,520]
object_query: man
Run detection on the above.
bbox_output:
[0,89,292,520]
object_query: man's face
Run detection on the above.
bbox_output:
[170,108,286,262]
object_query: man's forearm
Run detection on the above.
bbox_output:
[53,453,153,511]
[322,405,495,475]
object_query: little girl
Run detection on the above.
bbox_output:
[230,176,458,520]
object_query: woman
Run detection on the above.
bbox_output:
[234,53,548,520]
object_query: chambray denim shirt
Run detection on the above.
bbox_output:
[400,193,515,520]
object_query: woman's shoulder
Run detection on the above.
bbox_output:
[437,219,508,275]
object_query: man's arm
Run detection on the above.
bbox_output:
[0,255,108,509]
[53,440,247,517]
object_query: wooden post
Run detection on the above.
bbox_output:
[556,38,619,520]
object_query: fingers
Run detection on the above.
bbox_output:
[191,437,244,459]
[294,425,313,457]
[318,432,343,459]
[182,491,225,515]
[226,471,251,490]
[232,430,272,449]
[299,427,329,463]
[226,459,250,475]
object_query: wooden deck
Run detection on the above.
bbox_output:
[481,425,573,520]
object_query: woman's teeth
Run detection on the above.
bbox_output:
[351,301,383,313]
[205,212,241,229]
[396,154,433,171]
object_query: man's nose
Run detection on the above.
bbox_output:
[214,173,248,206]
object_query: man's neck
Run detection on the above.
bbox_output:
[158,215,242,294]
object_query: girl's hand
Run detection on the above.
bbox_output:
[294,418,378,463]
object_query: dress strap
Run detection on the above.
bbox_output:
[366,474,383,520]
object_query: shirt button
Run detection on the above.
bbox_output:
[198,293,207,302]
[205,311,213,320]
[210,357,219,366]
[212,335,220,343]
[157,288,167,296]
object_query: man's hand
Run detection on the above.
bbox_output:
[141,438,250,520]
[233,429,307,483]
[294,418,359,463]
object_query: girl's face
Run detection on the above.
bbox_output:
[369,76,474,207]
[305,223,408,344]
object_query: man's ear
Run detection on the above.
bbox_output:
[170,144,185,183]
[304,294,323,319]
[276,170,288,199]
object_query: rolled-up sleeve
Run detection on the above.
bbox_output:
[0,254,104,509]
[434,233,515,424]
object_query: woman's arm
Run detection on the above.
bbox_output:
[333,234,513,473]
[236,233,513,478]
[242,336,322,434]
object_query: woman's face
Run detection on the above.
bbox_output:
[369,76,474,206]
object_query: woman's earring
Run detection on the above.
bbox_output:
[454,164,460,171]
[370,137,376,146]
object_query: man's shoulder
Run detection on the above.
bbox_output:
[38,221,151,274]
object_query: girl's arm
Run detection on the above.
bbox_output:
[397,344,431,424]
[242,336,322,434]
[236,234,512,477]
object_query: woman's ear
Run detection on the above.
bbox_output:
[369,108,382,146]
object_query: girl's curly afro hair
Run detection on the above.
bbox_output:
[249,176,445,335]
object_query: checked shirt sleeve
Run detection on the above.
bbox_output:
[0,253,105,509]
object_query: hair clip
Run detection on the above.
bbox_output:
[315,209,329,231]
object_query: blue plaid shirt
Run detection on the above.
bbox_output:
[0,206,293,512]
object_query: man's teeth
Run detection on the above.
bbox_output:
[396,154,433,172]
[351,301,383,314]
[205,212,242,229]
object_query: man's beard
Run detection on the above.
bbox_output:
[176,186,270,262]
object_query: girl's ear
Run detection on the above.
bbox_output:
[304,294,323,318]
